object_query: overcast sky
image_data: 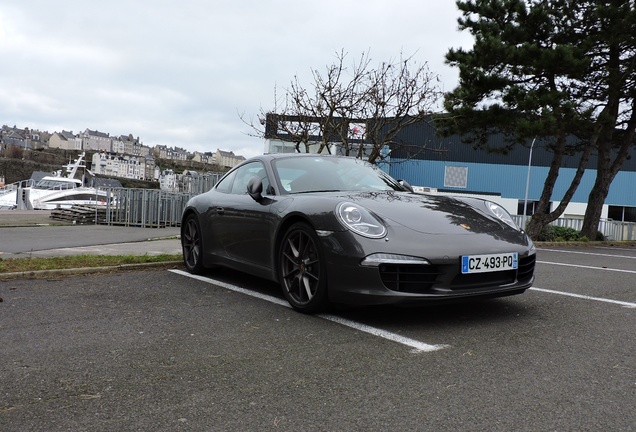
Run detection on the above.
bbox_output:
[0,0,472,159]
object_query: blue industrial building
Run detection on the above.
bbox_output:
[385,118,636,223]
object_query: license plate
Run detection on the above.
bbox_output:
[461,252,518,274]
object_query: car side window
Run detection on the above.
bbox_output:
[229,162,270,195]
[215,170,237,193]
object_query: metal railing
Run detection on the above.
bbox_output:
[101,188,195,228]
[512,215,636,241]
[99,173,220,227]
[180,173,223,195]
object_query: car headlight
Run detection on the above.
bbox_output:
[336,202,387,238]
[486,201,519,230]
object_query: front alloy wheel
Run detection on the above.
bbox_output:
[279,222,328,313]
[182,214,204,274]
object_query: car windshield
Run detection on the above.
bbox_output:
[273,156,406,194]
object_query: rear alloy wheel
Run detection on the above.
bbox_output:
[182,214,204,274]
[279,222,328,313]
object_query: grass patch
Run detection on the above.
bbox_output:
[0,254,183,274]
[536,225,605,242]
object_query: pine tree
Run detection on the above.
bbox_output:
[442,0,636,239]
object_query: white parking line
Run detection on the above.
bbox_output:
[592,246,636,252]
[537,260,636,274]
[538,248,636,259]
[530,287,636,308]
[169,269,448,353]
[318,314,449,353]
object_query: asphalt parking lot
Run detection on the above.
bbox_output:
[1,244,635,431]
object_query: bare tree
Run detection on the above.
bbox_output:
[243,50,443,164]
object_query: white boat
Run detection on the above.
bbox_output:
[0,153,112,210]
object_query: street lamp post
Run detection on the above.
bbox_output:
[522,137,537,230]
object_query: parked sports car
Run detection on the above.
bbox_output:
[181,153,535,313]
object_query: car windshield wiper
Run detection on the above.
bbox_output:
[292,189,342,194]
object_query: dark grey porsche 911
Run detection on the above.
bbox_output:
[181,153,535,313]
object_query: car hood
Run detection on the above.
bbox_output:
[342,191,506,235]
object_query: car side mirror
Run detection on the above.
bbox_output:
[398,179,414,193]
[247,176,263,201]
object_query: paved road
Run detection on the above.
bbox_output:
[1,245,635,431]
[0,214,181,258]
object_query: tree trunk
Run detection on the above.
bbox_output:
[525,138,593,240]
[581,178,610,240]
[580,140,634,239]
[580,99,636,239]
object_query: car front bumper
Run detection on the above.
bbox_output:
[318,228,536,306]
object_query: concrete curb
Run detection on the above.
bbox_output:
[0,260,183,281]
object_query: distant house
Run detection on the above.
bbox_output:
[1,126,41,150]
[3,130,28,149]
[153,144,168,159]
[49,131,82,150]
[112,135,129,154]
[172,147,188,162]
[159,169,178,192]
[143,155,158,181]
[132,140,151,157]
[81,129,111,152]
[191,151,215,165]
[103,134,150,157]
[215,149,245,168]
[157,168,223,193]
[91,151,144,180]
[153,145,189,162]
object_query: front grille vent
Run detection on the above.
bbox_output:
[379,264,440,293]
[517,254,536,283]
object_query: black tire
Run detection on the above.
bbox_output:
[279,222,329,313]
[182,214,205,274]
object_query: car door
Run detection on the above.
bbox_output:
[213,161,275,270]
